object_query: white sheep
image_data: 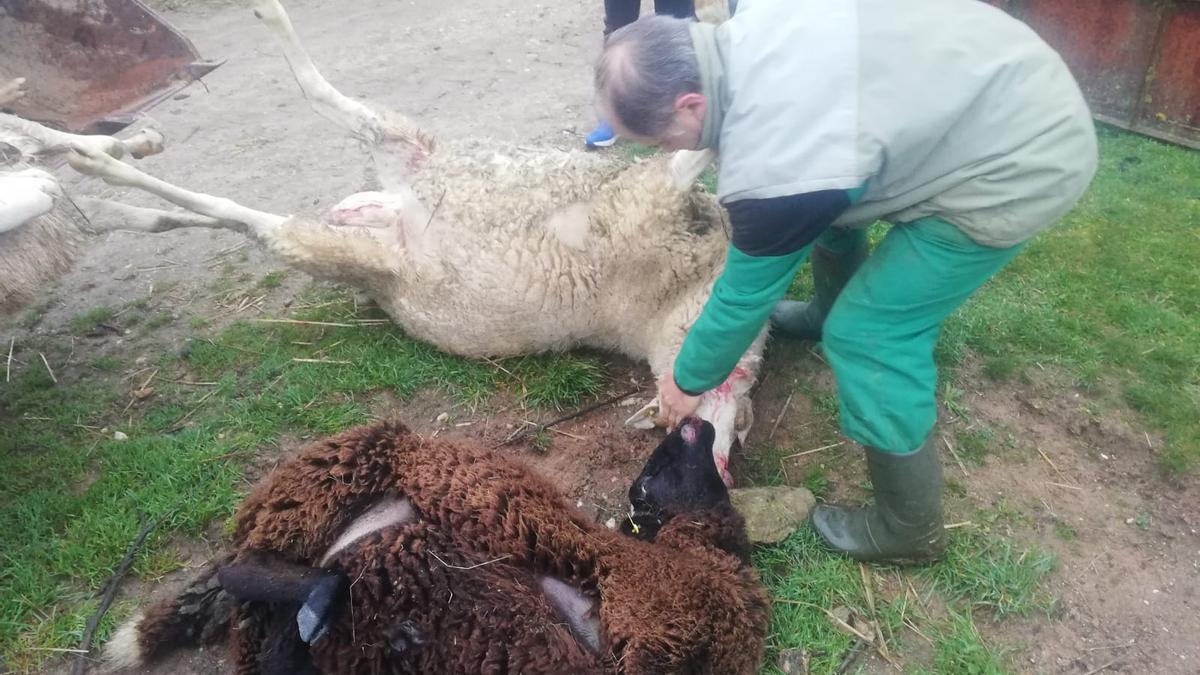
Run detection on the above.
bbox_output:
[54,0,762,484]
[0,77,171,317]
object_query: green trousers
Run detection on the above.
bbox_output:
[820,218,1024,454]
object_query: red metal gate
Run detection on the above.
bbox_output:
[989,0,1200,149]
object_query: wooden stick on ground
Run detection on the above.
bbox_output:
[39,352,57,384]
[496,386,642,447]
[5,336,13,382]
[860,563,892,659]
[767,392,794,442]
[72,509,173,674]
[941,433,969,476]
[773,598,901,670]
[1082,660,1121,675]
[1036,446,1070,482]
[254,318,359,328]
[782,441,844,460]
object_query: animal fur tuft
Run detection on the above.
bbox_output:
[99,612,146,672]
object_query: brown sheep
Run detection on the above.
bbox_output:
[104,418,770,674]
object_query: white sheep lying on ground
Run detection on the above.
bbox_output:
[36,0,760,483]
[0,77,173,317]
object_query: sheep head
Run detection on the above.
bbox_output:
[624,417,730,541]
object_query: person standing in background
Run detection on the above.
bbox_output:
[586,0,695,148]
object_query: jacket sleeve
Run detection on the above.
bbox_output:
[673,189,854,395]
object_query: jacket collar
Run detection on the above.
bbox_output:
[688,21,729,151]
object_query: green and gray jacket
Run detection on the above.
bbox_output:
[675,0,1098,395]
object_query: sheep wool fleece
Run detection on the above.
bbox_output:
[119,422,771,674]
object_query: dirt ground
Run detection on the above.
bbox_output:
[11,0,1198,673]
[755,341,1200,674]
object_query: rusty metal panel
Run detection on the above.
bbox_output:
[0,0,218,133]
[1017,0,1164,123]
[1137,3,1200,145]
[989,0,1200,149]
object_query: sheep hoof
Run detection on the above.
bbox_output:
[624,400,665,430]
[297,572,349,643]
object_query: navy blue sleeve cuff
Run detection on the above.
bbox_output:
[724,189,852,257]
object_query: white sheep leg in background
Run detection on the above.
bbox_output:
[248,0,433,188]
[248,0,383,141]
[0,113,164,160]
[64,149,409,282]
[71,196,247,234]
[0,78,26,107]
[66,150,285,233]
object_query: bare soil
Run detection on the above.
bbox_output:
[11,0,1198,673]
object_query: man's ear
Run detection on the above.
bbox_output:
[673,92,707,119]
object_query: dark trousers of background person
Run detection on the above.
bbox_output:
[604,0,695,35]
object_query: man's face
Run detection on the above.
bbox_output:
[603,92,707,151]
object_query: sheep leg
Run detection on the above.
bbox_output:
[0,78,25,106]
[102,559,236,671]
[71,196,249,234]
[65,149,286,234]
[248,0,414,145]
[0,112,163,159]
[248,0,433,186]
[258,605,320,675]
[219,554,349,644]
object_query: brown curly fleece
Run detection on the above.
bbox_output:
[118,421,770,674]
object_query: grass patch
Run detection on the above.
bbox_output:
[914,610,1009,675]
[920,526,1057,619]
[620,142,660,161]
[954,426,996,465]
[141,312,175,331]
[68,306,116,334]
[89,356,121,372]
[801,467,831,499]
[257,271,288,290]
[1054,522,1078,542]
[755,529,899,674]
[755,523,1047,673]
[938,128,1200,473]
[0,284,608,669]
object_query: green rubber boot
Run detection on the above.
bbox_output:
[810,435,946,563]
[770,238,869,341]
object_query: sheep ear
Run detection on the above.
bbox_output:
[668,149,716,191]
[624,399,664,430]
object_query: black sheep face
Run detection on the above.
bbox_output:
[623,417,729,540]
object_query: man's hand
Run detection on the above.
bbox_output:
[656,374,702,429]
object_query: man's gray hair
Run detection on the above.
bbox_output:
[595,16,701,138]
